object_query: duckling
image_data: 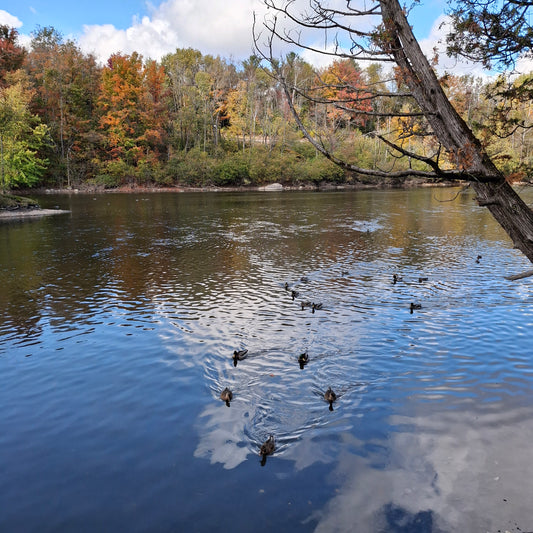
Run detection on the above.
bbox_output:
[300,301,312,310]
[284,282,290,291]
[475,254,482,264]
[220,387,233,407]
[410,302,422,314]
[392,274,403,284]
[418,277,428,282]
[298,351,309,369]
[232,349,248,367]
[311,302,323,313]
[291,290,299,301]
[324,387,337,411]
[259,434,275,466]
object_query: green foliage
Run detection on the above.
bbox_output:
[0,193,39,209]
[213,155,249,185]
[85,173,121,189]
[0,81,49,191]
[166,148,216,186]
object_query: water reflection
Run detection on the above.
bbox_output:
[314,406,533,532]
[1,189,533,532]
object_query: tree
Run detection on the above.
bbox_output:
[255,0,533,265]
[0,25,26,87]
[446,0,533,71]
[0,76,49,192]
[25,27,101,186]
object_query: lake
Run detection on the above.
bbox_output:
[1,188,532,532]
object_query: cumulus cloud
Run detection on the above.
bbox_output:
[78,0,266,63]
[0,9,22,28]
[76,0,379,66]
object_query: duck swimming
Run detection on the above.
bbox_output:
[392,274,403,284]
[259,434,275,466]
[284,282,290,291]
[298,351,309,369]
[410,302,422,314]
[291,290,299,300]
[220,387,233,407]
[232,349,248,367]
[418,277,428,282]
[301,301,312,310]
[324,387,337,411]
[311,302,323,313]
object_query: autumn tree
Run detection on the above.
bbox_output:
[255,0,533,267]
[97,52,168,183]
[25,27,101,186]
[0,25,26,88]
[318,59,372,130]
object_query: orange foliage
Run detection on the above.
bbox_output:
[320,59,372,127]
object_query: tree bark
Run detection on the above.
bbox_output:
[380,0,533,263]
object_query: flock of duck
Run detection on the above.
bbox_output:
[217,252,484,464]
[216,273,399,465]
[214,275,341,464]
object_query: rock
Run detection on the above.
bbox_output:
[259,183,283,191]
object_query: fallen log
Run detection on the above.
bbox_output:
[505,269,533,281]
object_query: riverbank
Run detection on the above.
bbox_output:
[19,177,462,196]
[0,208,70,220]
[1,179,462,220]
[0,194,70,220]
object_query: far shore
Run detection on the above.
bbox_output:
[17,178,464,197]
[1,179,465,221]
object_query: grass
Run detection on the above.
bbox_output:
[0,193,40,210]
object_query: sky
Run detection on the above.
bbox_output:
[0,0,488,75]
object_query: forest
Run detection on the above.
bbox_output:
[1,23,533,191]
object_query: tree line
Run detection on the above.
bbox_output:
[1,23,533,191]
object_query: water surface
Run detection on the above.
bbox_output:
[1,188,532,532]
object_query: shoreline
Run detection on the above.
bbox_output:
[0,208,70,220]
[18,179,463,196]
[2,180,464,220]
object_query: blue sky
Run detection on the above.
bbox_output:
[1,0,149,35]
[0,0,483,74]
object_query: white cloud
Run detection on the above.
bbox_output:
[76,0,379,66]
[78,0,266,63]
[0,9,23,29]
[419,14,487,77]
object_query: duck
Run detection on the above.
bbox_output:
[259,434,275,466]
[311,302,323,313]
[475,254,482,264]
[410,302,422,314]
[298,351,309,369]
[232,349,248,367]
[300,301,312,310]
[324,387,337,411]
[418,277,428,282]
[291,290,299,301]
[300,276,309,282]
[392,274,403,284]
[220,387,233,407]
[284,282,290,291]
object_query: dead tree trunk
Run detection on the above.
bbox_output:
[380,0,533,263]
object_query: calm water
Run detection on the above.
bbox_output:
[1,188,533,533]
